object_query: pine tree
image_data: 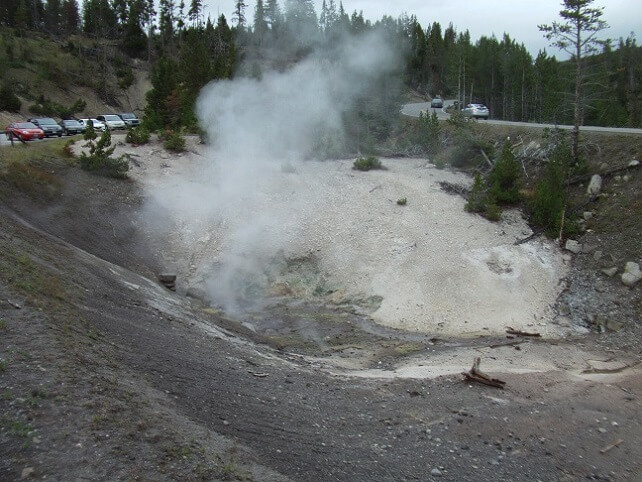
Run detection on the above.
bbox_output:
[61,0,79,33]
[233,0,247,28]
[187,0,202,27]
[539,0,609,163]
[159,0,176,45]
[44,0,62,33]
[254,0,268,43]
[265,0,281,29]
[14,0,31,29]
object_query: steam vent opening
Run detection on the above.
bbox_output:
[138,151,568,349]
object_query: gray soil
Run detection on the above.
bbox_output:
[1,136,641,481]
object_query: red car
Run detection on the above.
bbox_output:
[5,122,45,141]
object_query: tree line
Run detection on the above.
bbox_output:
[0,0,640,130]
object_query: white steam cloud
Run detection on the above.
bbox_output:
[146,31,399,313]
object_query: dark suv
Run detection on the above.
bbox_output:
[28,117,63,137]
[118,113,141,128]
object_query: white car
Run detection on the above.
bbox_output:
[96,114,126,130]
[79,118,106,132]
[462,103,489,119]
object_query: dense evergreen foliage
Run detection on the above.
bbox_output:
[0,0,639,131]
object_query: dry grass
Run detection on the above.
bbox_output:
[0,140,70,200]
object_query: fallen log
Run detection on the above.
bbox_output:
[461,357,506,389]
[506,327,541,337]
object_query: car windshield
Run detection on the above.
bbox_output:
[16,122,38,129]
[37,118,58,125]
[104,115,121,121]
[90,119,102,123]
[64,120,82,125]
[120,113,135,119]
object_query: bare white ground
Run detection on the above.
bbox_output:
[102,138,568,338]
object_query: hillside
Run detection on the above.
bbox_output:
[0,28,150,125]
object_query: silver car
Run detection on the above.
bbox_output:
[79,118,106,132]
[462,103,489,119]
[96,114,127,130]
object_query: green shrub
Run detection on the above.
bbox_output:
[125,126,150,145]
[397,197,407,206]
[0,83,21,112]
[116,66,135,90]
[488,141,521,204]
[163,130,186,152]
[28,95,86,118]
[465,173,489,214]
[529,142,572,236]
[414,111,442,155]
[353,156,383,171]
[79,128,129,179]
[484,202,502,221]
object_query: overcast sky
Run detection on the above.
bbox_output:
[202,0,641,58]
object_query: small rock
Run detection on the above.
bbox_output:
[628,160,640,167]
[593,250,603,260]
[624,261,641,276]
[431,468,442,477]
[601,267,618,277]
[21,467,35,479]
[587,174,602,196]
[598,427,607,433]
[600,162,608,171]
[606,320,624,332]
[622,273,640,286]
[621,262,641,286]
[583,211,593,220]
[565,239,582,254]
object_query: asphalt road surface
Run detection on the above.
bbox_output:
[402,101,642,135]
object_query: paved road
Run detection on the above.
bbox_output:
[402,101,642,135]
[0,132,53,147]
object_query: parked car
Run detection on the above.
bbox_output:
[431,97,443,108]
[79,118,106,132]
[462,103,489,119]
[28,117,63,137]
[5,122,45,141]
[59,119,85,135]
[96,114,126,130]
[118,113,141,128]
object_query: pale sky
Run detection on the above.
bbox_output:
[202,0,641,58]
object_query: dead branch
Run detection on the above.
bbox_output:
[461,357,506,389]
[480,149,493,168]
[249,371,269,378]
[489,340,525,349]
[600,439,624,454]
[506,327,541,337]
